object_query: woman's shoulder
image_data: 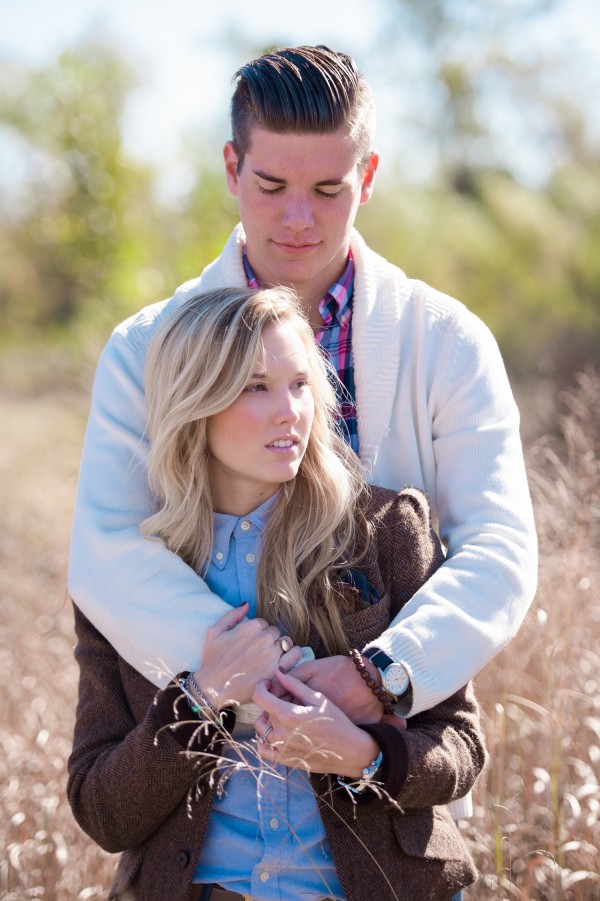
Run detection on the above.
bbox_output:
[359,486,444,603]
[363,484,432,530]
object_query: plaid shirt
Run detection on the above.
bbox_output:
[242,249,359,454]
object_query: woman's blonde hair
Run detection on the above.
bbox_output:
[142,286,370,655]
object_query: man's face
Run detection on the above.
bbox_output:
[223,127,378,309]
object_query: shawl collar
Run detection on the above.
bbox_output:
[197,224,411,474]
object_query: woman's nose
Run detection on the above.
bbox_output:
[274,392,300,423]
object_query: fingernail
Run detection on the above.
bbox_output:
[278,666,288,674]
[237,601,248,607]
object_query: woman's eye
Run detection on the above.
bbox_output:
[245,383,267,393]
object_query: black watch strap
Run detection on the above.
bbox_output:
[363,648,395,670]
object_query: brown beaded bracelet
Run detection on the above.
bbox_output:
[349,648,396,716]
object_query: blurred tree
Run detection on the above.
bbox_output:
[0,38,161,337]
[0,19,597,383]
[378,0,597,189]
[359,0,600,373]
[160,139,239,291]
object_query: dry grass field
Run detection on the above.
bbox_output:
[1,369,599,900]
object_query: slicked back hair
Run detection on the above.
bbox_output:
[230,45,375,171]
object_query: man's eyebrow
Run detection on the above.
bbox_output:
[253,169,286,185]
[252,169,345,187]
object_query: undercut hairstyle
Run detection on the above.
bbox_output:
[230,45,375,172]
[142,287,371,655]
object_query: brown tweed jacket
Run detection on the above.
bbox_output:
[67,486,487,901]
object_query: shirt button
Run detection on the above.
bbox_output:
[245,553,256,565]
[241,520,251,531]
[176,850,190,868]
[215,552,224,561]
[260,872,270,883]
[269,817,280,830]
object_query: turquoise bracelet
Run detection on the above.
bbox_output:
[337,749,383,794]
[180,673,217,719]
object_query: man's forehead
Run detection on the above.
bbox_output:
[244,126,361,173]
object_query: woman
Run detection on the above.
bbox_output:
[67,287,486,901]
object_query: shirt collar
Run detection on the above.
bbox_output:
[241,247,354,329]
[318,249,354,330]
[211,492,279,569]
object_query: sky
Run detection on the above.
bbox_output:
[1,0,599,199]
[0,0,394,197]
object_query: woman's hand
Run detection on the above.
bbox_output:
[192,603,302,709]
[253,669,380,778]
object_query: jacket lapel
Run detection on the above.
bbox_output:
[198,225,409,478]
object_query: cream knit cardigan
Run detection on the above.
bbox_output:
[69,224,537,717]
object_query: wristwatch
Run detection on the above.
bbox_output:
[363,648,410,700]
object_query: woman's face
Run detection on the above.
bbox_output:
[207,319,315,516]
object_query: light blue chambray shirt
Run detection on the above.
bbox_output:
[193,494,345,900]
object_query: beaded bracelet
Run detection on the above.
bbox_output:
[337,750,383,794]
[349,648,396,716]
[181,673,218,719]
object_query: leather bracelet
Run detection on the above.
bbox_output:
[349,648,396,716]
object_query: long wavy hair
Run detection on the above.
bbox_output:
[142,287,370,655]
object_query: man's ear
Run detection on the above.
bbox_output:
[223,141,240,196]
[359,151,379,204]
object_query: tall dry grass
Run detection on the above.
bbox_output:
[466,368,600,899]
[1,369,599,899]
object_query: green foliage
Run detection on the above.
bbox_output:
[0,39,163,341]
[357,161,600,374]
[0,28,598,381]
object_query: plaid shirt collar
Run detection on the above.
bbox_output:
[241,247,355,328]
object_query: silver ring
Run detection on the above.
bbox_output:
[263,724,274,744]
[278,637,292,653]
[256,732,266,745]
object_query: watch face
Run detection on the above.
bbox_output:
[383,663,410,697]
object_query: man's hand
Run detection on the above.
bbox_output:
[290,654,386,725]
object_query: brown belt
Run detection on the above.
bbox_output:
[191,885,330,901]
[190,886,253,901]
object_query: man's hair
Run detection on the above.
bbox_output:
[230,45,375,171]
[142,286,371,655]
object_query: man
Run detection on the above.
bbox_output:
[69,45,536,742]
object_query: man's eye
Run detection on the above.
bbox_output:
[258,184,284,195]
[316,189,341,199]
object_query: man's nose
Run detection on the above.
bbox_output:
[281,194,314,230]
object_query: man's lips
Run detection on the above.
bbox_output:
[271,240,320,253]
